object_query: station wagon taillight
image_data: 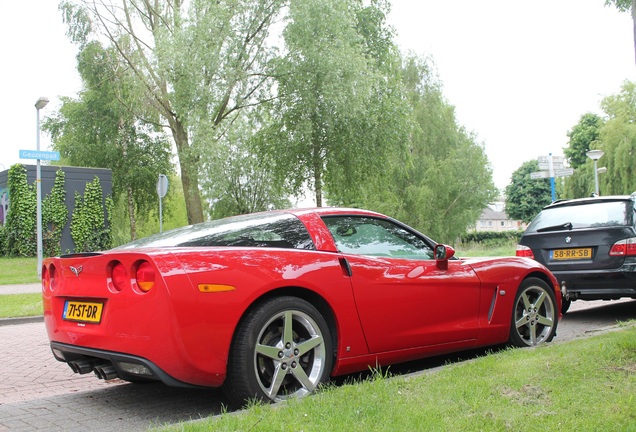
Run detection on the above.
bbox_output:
[609,237,636,256]
[516,245,534,259]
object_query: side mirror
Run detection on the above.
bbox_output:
[434,244,455,270]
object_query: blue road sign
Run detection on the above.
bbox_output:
[19,150,60,161]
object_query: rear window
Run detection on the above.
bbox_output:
[116,213,315,250]
[526,201,632,233]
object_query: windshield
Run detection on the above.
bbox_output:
[526,201,631,233]
[115,212,315,250]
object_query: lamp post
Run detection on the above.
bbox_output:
[586,149,604,196]
[35,96,49,278]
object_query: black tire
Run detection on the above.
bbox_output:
[509,277,558,347]
[223,296,333,407]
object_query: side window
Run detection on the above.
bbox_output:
[322,216,434,260]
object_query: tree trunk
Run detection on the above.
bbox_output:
[171,119,205,224]
[127,186,136,241]
[314,152,323,208]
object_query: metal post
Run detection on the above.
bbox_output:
[593,159,599,196]
[35,97,49,278]
[586,150,604,197]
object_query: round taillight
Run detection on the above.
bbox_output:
[111,262,128,292]
[135,261,155,292]
[42,266,49,291]
[49,265,58,291]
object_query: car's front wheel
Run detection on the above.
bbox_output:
[509,277,558,347]
[224,296,333,407]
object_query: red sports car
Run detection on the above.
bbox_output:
[42,207,561,406]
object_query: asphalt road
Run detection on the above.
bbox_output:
[1,298,635,431]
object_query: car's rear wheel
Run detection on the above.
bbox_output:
[224,296,333,407]
[509,277,558,347]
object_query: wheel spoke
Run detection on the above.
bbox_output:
[256,343,281,360]
[515,315,529,329]
[282,311,294,346]
[291,364,315,392]
[265,362,288,399]
[533,291,546,309]
[296,335,323,356]
[537,314,554,327]
[529,322,538,346]
[520,292,531,310]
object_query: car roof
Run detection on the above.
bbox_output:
[288,207,386,218]
[544,193,636,209]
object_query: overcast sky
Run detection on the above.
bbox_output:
[1,0,634,191]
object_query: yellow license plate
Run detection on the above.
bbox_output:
[550,248,592,261]
[63,300,103,323]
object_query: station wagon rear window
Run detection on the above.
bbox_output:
[526,201,631,233]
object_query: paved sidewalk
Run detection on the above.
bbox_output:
[0,283,42,295]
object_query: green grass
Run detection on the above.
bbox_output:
[159,325,636,431]
[0,257,40,285]
[456,242,516,257]
[0,293,43,318]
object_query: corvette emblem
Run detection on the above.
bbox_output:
[565,236,572,244]
[70,265,83,277]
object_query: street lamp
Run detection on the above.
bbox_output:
[35,96,49,278]
[586,149,604,196]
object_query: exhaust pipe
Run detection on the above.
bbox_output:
[68,360,95,375]
[93,364,119,380]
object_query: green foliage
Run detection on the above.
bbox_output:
[2,165,36,257]
[70,176,112,252]
[505,160,553,223]
[460,230,524,245]
[564,113,604,169]
[59,0,288,225]
[42,169,68,257]
[110,173,189,246]
[350,55,497,243]
[43,40,173,242]
[598,80,636,195]
[605,0,634,12]
[202,114,292,219]
[260,0,409,207]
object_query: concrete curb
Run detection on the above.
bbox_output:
[0,316,44,327]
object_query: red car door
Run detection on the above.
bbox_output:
[346,254,482,353]
[320,214,482,354]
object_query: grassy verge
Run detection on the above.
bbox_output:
[456,242,516,257]
[0,257,40,285]
[160,325,636,431]
[0,293,43,318]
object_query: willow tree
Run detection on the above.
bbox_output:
[59,0,286,223]
[385,56,497,242]
[598,80,636,194]
[44,41,173,241]
[258,0,409,207]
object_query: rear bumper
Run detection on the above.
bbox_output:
[553,267,636,300]
[50,342,213,388]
